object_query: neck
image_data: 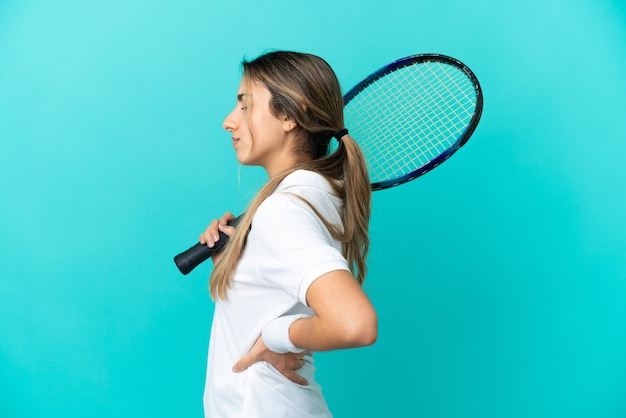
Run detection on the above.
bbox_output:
[265,152,313,179]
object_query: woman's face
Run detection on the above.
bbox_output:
[222,77,295,177]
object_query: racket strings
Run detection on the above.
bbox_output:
[383,64,473,165]
[344,61,477,184]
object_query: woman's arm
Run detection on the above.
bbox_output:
[232,270,377,384]
[289,269,378,351]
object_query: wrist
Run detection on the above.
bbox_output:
[262,314,309,353]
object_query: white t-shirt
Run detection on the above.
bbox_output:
[203,170,350,418]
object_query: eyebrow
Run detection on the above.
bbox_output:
[237,93,248,102]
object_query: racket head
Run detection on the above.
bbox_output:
[342,53,483,190]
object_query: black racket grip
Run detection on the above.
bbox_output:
[173,216,241,275]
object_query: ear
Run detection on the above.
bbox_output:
[282,117,297,133]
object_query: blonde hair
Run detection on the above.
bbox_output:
[210,51,371,300]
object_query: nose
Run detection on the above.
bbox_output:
[223,108,238,133]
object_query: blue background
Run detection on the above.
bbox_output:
[1,0,625,417]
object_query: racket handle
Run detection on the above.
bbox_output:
[174,232,229,275]
[173,216,241,275]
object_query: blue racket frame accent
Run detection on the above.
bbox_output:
[343,53,483,191]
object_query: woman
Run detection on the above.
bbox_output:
[199,51,377,418]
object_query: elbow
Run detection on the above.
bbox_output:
[342,310,378,348]
[356,324,378,347]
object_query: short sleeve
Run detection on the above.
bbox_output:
[250,193,350,306]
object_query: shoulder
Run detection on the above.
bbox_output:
[255,171,342,224]
[254,190,318,230]
[273,170,342,210]
[252,171,343,234]
[275,170,337,194]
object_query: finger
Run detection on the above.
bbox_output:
[209,219,221,243]
[218,213,236,237]
[200,219,221,247]
[232,354,252,373]
[283,370,308,386]
[220,212,235,225]
[218,222,236,237]
[233,337,264,373]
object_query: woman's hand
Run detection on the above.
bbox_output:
[232,336,309,386]
[199,212,236,264]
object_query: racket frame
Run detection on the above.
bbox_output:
[342,53,483,191]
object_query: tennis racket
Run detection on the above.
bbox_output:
[174,53,483,275]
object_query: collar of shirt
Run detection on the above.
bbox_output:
[275,170,336,194]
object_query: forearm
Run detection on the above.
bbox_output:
[262,270,378,353]
[288,312,377,352]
